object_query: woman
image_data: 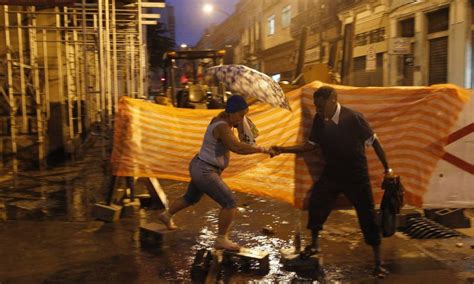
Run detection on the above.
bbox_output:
[158,95,272,251]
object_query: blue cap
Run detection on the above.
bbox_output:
[225,95,248,113]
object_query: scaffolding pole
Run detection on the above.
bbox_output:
[42,29,50,120]
[112,0,118,113]
[137,0,143,97]
[3,5,19,175]
[16,10,28,133]
[0,1,163,173]
[55,6,67,152]
[97,0,105,122]
[72,10,82,135]
[81,0,89,130]
[104,0,112,120]
[28,6,46,169]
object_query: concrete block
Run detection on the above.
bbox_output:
[5,200,46,220]
[435,208,471,228]
[140,222,179,247]
[424,209,438,220]
[223,247,270,274]
[121,200,141,218]
[280,247,321,272]
[224,247,269,261]
[280,245,323,280]
[92,203,122,222]
[425,208,471,229]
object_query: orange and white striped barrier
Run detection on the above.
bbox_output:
[111,82,470,208]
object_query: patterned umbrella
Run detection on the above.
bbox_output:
[206,64,291,111]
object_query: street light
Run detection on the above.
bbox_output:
[203,3,214,14]
[202,3,230,17]
[180,43,188,49]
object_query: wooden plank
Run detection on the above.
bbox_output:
[142,13,160,19]
[139,2,165,8]
[146,177,169,209]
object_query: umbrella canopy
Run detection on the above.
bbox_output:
[206,64,291,111]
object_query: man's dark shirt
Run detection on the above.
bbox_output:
[308,105,374,184]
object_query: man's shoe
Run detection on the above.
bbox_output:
[214,237,241,251]
[373,265,389,279]
[158,211,178,230]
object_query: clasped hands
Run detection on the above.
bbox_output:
[260,146,283,158]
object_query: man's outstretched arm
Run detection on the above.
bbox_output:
[272,141,317,154]
[372,137,391,174]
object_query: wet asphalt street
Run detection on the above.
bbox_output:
[0,136,473,283]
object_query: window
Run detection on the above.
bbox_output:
[369,28,385,43]
[427,8,449,34]
[354,28,385,47]
[268,15,275,35]
[399,18,415,37]
[281,5,291,28]
[355,33,368,47]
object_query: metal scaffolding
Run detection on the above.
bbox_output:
[0,0,164,175]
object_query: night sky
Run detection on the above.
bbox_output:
[166,0,239,46]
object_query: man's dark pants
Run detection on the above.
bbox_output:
[307,176,381,246]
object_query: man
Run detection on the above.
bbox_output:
[272,86,391,276]
[158,95,274,251]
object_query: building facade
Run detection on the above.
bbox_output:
[387,0,473,88]
[259,0,295,81]
[198,0,474,89]
[336,0,473,88]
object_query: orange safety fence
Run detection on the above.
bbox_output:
[111,81,470,208]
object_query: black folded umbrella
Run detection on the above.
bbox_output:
[380,175,405,237]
